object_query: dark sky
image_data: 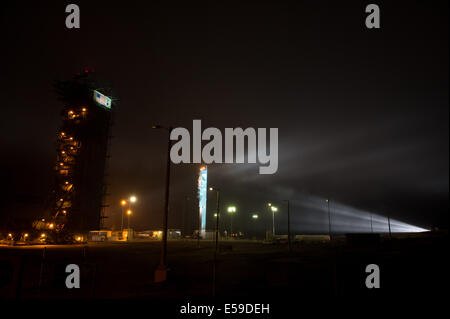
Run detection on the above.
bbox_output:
[0,1,448,233]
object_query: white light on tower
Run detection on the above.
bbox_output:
[198,166,208,236]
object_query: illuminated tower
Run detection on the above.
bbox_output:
[198,166,208,237]
[48,69,114,238]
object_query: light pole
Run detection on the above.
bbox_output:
[387,214,392,238]
[284,200,291,252]
[120,199,127,235]
[210,187,220,299]
[326,199,332,240]
[227,206,236,237]
[128,195,137,230]
[126,209,132,241]
[252,213,259,239]
[326,198,337,296]
[271,205,278,236]
[182,196,189,237]
[152,124,172,283]
[370,213,373,233]
[209,188,221,252]
[197,195,201,248]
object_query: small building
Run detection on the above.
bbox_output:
[89,230,112,241]
[139,229,181,240]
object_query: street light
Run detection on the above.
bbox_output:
[127,195,137,236]
[251,213,260,242]
[227,206,236,236]
[326,199,331,239]
[283,199,292,252]
[209,186,221,298]
[270,205,278,236]
[120,199,127,234]
[370,213,373,233]
[209,187,221,250]
[152,124,173,283]
[126,209,132,241]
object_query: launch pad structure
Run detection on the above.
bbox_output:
[36,69,115,242]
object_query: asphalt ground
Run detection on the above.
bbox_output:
[1,235,448,316]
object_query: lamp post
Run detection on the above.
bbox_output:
[120,199,127,240]
[209,187,221,252]
[251,214,259,240]
[128,195,137,238]
[182,196,189,237]
[387,214,392,238]
[326,198,337,296]
[370,213,373,233]
[270,205,278,236]
[210,187,220,299]
[227,206,236,237]
[326,199,332,240]
[284,200,291,252]
[152,124,173,283]
[126,209,132,241]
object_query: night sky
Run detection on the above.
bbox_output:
[0,1,448,234]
